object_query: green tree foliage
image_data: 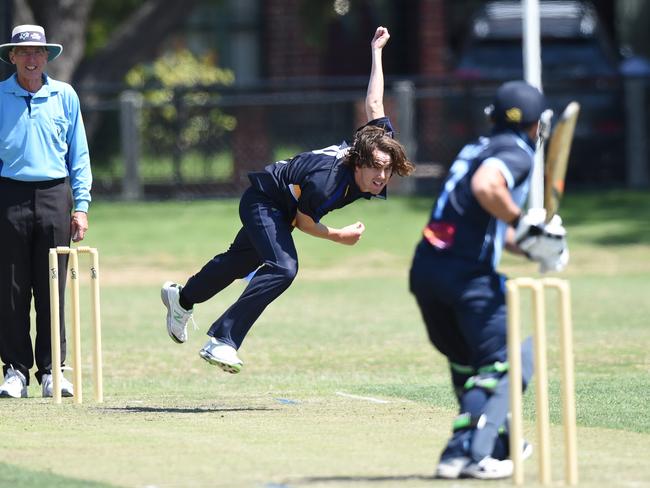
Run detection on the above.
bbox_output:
[84,0,144,57]
[125,49,236,165]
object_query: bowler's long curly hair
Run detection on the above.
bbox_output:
[343,125,414,177]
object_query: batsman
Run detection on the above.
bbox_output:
[409,81,569,479]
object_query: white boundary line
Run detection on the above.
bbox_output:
[335,391,390,404]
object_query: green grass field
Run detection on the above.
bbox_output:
[0,190,648,488]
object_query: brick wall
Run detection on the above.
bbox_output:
[419,0,447,76]
[418,0,448,165]
[264,0,322,78]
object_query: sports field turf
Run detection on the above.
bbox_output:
[0,190,648,487]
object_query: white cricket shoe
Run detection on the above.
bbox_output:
[0,366,28,398]
[435,456,471,479]
[199,337,243,374]
[161,281,193,343]
[41,372,74,398]
[461,456,514,479]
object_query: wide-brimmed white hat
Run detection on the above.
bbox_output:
[0,24,63,64]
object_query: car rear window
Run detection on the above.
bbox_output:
[456,39,618,79]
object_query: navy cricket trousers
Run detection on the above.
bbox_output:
[182,187,298,348]
[409,241,509,369]
[409,241,533,462]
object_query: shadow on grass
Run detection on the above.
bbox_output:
[0,462,118,488]
[284,474,436,485]
[101,405,271,414]
[560,190,650,245]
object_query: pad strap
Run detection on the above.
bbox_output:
[450,362,476,374]
[464,364,508,393]
[478,361,508,374]
[453,412,486,432]
[464,376,499,392]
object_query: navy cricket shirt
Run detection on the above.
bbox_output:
[423,129,536,268]
[248,117,394,224]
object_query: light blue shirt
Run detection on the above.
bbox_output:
[0,73,92,212]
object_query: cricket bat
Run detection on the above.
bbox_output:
[544,101,580,222]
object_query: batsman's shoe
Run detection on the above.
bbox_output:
[0,366,28,398]
[496,434,533,461]
[521,440,533,461]
[435,456,471,479]
[41,372,74,398]
[199,338,243,374]
[460,456,514,480]
[161,281,194,344]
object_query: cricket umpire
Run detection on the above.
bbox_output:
[161,26,414,374]
[409,81,568,479]
[0,25,92,398]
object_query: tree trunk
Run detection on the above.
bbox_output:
[28,0,95,82]
[73,0,199,139]
[74,0,198,86]
[11,0,35,26]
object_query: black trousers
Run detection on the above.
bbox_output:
[0,177,72,385]
[183,187,298,349]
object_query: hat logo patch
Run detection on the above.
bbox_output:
[18,32,42,41]
[505,107,522,123]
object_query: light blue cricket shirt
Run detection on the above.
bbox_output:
[0,73,92,212]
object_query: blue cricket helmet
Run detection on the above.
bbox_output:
[487,80,546,128]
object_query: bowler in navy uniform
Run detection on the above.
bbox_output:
[161,26,414,375]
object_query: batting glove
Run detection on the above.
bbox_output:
[513,208,547,250]
[514,211,569,273]
[539,246,570,273]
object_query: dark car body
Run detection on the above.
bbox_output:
[449,0,625,184]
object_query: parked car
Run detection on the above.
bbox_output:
[448,0,625,185]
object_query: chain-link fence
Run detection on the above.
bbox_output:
[80,75,649,200]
